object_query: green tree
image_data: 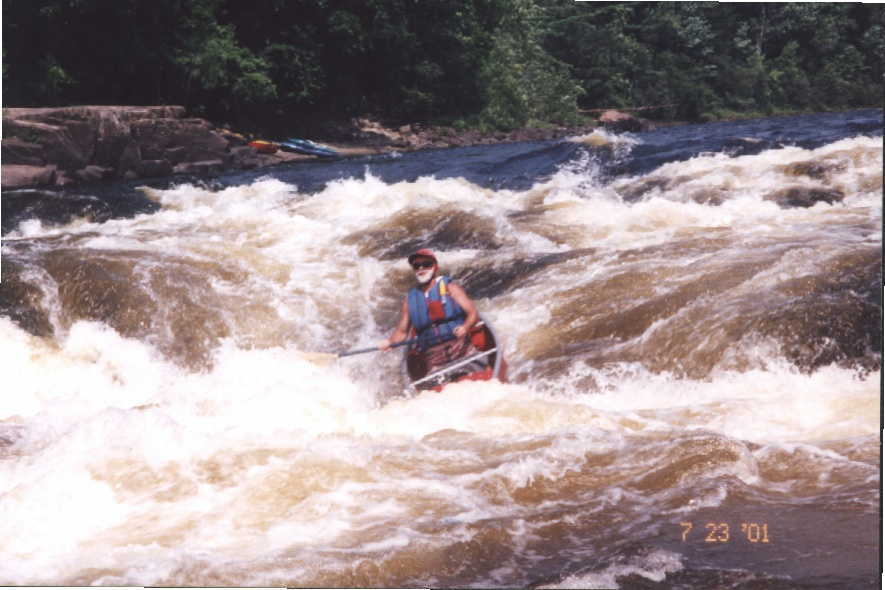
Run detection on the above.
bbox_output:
[769,41,812,108]
[478,0,582,130]
[38,56,76,106]
[171,0,277,123]
[2,0,880,129]
[544,2,642,108]
[175,23,277,119]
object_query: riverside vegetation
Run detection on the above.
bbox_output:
[3,1,882,135]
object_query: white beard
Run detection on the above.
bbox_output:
[415,269,434,284]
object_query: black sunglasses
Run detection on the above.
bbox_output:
[411,260,435,270]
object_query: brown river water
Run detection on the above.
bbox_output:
[0,110,881,588]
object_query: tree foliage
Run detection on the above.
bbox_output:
[478,1,583,130]
[3,1,881,131]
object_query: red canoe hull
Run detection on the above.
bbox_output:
[401,318,507,393]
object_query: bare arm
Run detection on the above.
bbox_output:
[448,282,479,338]
[380,298,411,350]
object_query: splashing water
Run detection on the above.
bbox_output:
[0,110,880,588]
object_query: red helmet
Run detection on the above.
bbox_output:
[407,248,438,265]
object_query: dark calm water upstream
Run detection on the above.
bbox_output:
[0,109,881,588]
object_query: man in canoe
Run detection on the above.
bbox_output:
[379,249,481,375]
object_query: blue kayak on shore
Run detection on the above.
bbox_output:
[279,138,340,158]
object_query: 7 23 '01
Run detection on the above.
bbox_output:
[680,522,771,543]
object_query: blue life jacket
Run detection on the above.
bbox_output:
[407,276,466,350]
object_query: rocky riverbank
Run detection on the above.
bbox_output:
[307,108,654,152]
[1,105,652,190]
[2,106,272,189]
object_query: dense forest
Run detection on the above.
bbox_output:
[3,1,883,133]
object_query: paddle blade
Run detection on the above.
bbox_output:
[297,351,339,366]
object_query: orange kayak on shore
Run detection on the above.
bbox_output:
[248,140,280,154]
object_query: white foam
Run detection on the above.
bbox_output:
[544,358,879,444]
[0,131,879,586]
[539,548,683,588]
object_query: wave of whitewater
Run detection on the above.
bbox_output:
[0,124,880,588]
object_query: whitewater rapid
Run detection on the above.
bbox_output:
[0,117,880,588]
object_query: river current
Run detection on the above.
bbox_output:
[0,109,881,589]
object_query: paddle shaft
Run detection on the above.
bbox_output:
[337,329,463,358]
[337,337,417,358]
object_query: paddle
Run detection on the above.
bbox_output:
[299,337,418,366]
[300,331,464,366]
[339,338,417,357]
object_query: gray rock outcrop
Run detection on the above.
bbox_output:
[1,106,256,189]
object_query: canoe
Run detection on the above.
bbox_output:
[401,318,508,393]
[248,140,279,154]
[279,138,340,158]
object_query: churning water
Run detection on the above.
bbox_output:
[0,109,881,588]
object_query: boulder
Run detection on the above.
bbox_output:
[117,142,142,176]
[54,171,77,187]
[1,137,46,166]
[92,110,138,171]
[74,165,113,183]
[2,117,89,171]
[58,118,98,161]
[1,165,57,189]
[228,145,261,169]
[131,117,228,162]
[173,159,225,176]
[138,159,173,177]
[163,146,188,164]
[1,189,113,233]
[0,261,56,338]
[781,160,844,180]
[1,106,237,189]
[688,189,726,206]
[764,186,844,208]
[617,177,669,202]
[599,110,646,133]
[722,137,773,157]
